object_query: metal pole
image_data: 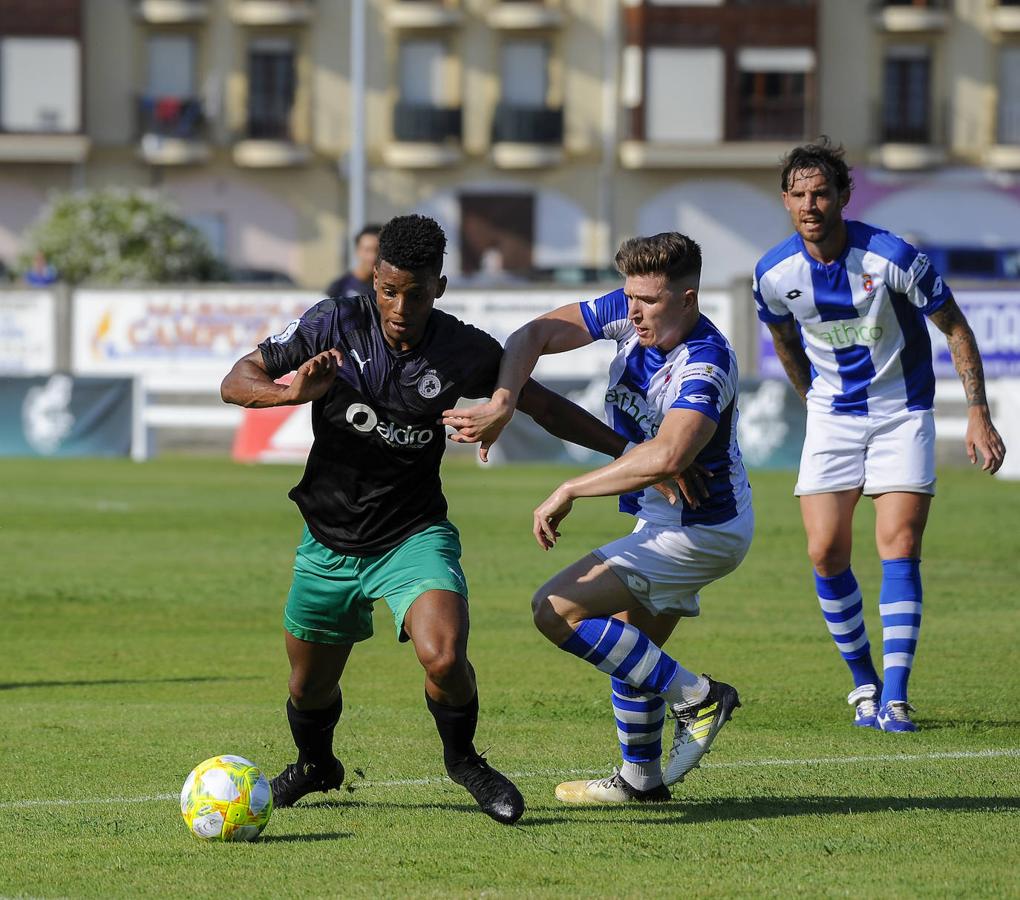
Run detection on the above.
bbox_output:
[347,0,367,263]
[598,0,620,268]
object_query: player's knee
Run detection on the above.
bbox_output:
[288,672,335,709]
[418,643,464,688]
[807,540,850,576]
[877,527,922,559]
[532,590,567,641]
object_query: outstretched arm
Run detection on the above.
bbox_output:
[766,319,812,402]
[441,303,594,458]
[532,408,717,550]
[928,298,1005,473]
[221,348,343,408]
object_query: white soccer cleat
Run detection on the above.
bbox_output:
[848,683,881,729]
[555,768,671,804]
[663,676,741,786]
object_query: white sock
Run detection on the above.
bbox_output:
[663,671,709,708]
[620,759,663,791]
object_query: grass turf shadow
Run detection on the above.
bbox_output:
[0,675,261,691]
[259,831,354,844]
[518,794,1020,827]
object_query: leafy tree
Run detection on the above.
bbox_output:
[18,188,229,285]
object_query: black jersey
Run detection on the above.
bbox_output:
[258,295,502,555]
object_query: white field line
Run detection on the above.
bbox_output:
[2,748,1018,811]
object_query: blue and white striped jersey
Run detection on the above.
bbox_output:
[753,220,950,417]
[580,289,751,527]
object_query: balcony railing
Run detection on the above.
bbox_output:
[735,97,810,141]
[247,93,293,140]
[491,104,563,144]
[136,95,207,139]
[392,102,462,143]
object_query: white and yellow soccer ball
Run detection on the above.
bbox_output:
[180,755,273,842]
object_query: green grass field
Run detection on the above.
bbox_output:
[1,457,1018,898]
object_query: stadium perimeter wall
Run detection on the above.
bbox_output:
[1,285,1018,477]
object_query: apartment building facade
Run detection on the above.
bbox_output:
[1,0,1020,289]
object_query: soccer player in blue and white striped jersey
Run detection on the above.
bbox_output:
[445,233,752,803]
[754,138,1006,732]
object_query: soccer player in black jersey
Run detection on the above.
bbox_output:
[221,215,632,825]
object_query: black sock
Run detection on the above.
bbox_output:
[286,693,342,772]
[426,691,479,768]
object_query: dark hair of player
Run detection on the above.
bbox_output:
[614,232,702,283]
[780,135,854,195]
[377,215,446,276]
[355,224,382,243]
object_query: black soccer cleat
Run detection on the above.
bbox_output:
[446,753,525,825]
[270,759,345,808]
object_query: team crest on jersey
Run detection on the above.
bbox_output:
[270,319,300,344]
[417,370,442,399]
[862,273,874,293]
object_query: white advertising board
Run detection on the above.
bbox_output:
[72,289,320,392]
[70,287,740,392]
[0,291,57,375]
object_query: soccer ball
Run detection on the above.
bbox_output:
[180,755,273,842]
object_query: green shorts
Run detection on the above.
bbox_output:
[284,520,468,645]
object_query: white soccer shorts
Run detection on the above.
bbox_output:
[592,504,754,617]
[795,408,936,497]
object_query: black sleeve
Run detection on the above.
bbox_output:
[258,298,339,379]
[458,324,505,400]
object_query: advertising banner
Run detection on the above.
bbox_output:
[72,287,740,391]
[0,375,138,458]
[72,289,320,392]
[0,291,57,375]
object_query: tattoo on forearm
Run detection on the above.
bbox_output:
[946,328,987,406]
[933,302,988,407]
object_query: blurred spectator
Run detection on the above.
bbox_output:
[25,251,58,286]
[325,224,381,298]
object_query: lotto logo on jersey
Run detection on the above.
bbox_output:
[345,403,434,448]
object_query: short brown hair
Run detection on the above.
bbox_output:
[614,232,702,283]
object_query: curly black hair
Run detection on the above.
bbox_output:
[377,214,446,276]
[780,136,854,195]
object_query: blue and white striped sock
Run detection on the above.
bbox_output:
[815,567,881,689]
[612,679,665,790]
[559,617,704,705]
[879,558,923,704]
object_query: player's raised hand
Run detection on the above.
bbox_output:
[440,396,515,462]
[966,410,1006,474]
[287,349,343,404]
[533,487,573,551]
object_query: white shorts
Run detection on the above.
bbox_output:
[592,504,754,618]
[795,408,936,497]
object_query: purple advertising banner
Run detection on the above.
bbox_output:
[758,289,1020,379]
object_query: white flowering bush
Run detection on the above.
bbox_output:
[18,188,229,285]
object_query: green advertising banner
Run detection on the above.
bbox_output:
[0,375,137,458]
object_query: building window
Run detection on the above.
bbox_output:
[247,38,295,140]
[400,39,446,105]
[644,47,724,143]
[735,47,814,140]
[999,46,1020,144]
[394,39,461,142]
[882,46,932,143]
[0,37,80,132]
[460,194,534,276]
[500,41,548,107]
